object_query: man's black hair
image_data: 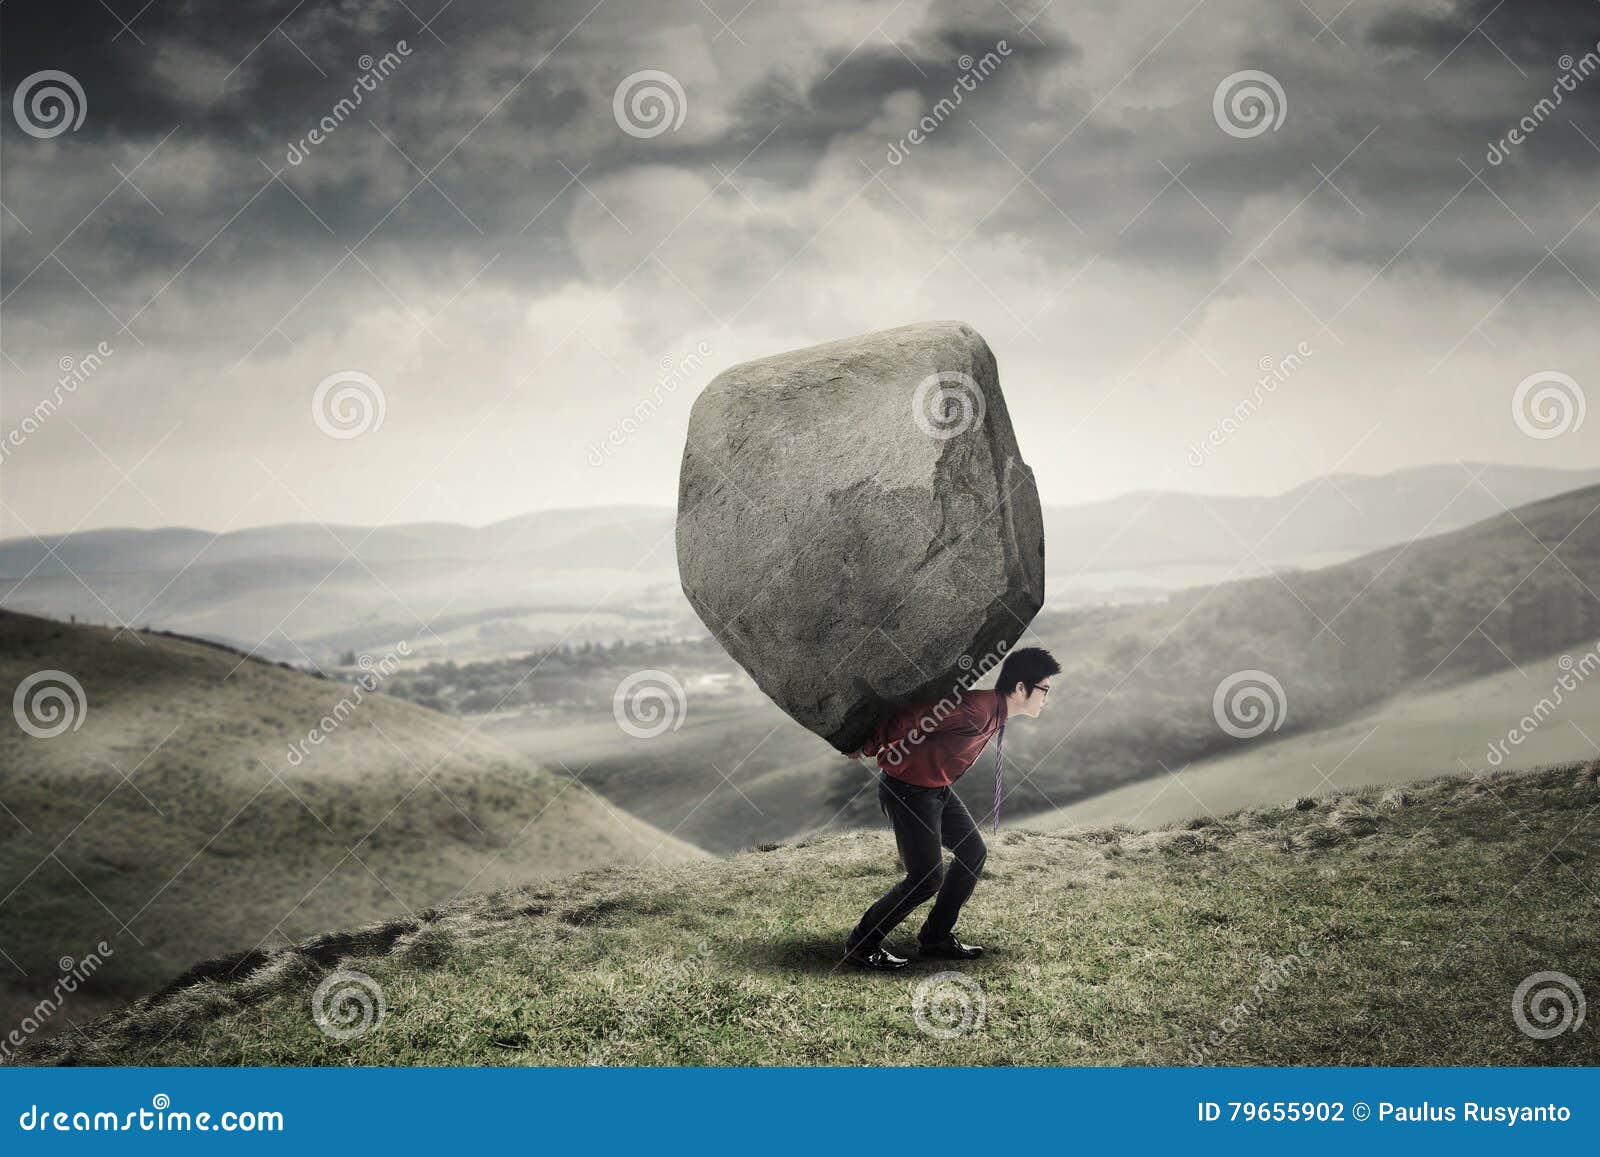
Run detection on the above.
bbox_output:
[995,646,1061,697]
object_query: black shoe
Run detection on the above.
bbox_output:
[844,943,910,971]
[919,934,984,960]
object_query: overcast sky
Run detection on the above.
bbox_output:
[2,0,1598,537]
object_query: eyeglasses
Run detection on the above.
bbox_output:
[1033,683,1051,698]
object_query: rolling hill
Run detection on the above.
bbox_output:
[1038,644,1600,830]
[17,760,1599,1066]
[947,477,1600,828]
[470,477,1600,852]
[0,610,705,1037]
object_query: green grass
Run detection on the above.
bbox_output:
[0,611,704,1032]
[23,761,1600,1066]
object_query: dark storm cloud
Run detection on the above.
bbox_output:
[1368,0,1600,61]
[732,21,1075,161]
[979,0,1600,283]
[3,0,1600,362]
[0,0,1079,352]
[0,0,613,345]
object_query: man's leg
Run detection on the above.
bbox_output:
[917,787,987,946]
[847,778,946,951]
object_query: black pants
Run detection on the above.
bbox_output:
[847,774,988,950]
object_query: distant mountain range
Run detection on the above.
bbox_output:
[2,462,1595,664]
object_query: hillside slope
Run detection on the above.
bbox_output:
[1040,643,1600,830]
[22,761,1600,1066]
[977,478,1600,824]
[464,479,1600,850]
[0,611,705,1031]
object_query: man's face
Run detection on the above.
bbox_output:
[1019,678,1051,718]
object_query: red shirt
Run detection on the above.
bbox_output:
[861,688,1008,788]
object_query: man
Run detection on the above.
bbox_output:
[844,646,1061,971]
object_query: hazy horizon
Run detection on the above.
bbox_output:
[4,0,1599,541]
[2,458,1597,541]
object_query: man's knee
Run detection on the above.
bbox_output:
[953,835,987,877]
[905,861,943,900]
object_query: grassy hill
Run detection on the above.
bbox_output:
[20,760,1600,1066]
[1043,644,1600,830]
[974,479,1600,823]
[420,480,1600,853]
[0,610,705,1035]
[478,700,862,855]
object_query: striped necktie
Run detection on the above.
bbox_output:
[990,723,1005,834]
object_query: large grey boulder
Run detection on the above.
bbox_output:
[676,321,1045,753]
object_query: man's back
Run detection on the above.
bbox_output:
[861,687,1008,788]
